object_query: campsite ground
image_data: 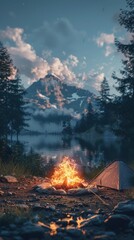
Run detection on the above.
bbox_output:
[0,176,134,240]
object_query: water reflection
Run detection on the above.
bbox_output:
[18,134,127,170]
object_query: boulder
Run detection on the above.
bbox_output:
[113,200,134,216]
[0,175,18,183]
[104,214,131,231]
[36,186,56,194]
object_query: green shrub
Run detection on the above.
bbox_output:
[0,142,45,177]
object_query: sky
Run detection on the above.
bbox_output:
[0,0,129,93]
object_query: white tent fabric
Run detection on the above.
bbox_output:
[90,161,134,190]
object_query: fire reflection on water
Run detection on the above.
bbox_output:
[38,215,85,236]
[50,222,59,235]
[77,216,84,228]
[49,215,85,235]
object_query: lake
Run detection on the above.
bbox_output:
[18,134,133,169]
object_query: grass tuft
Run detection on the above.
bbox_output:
[0,142,45,177]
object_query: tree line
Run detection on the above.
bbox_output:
[75,0,134,143]
[0,0,133,143]
[0,42,27,142]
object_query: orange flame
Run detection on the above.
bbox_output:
[51,156,85,189]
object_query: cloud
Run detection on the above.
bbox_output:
[0,27,36,61]
[0,26,105,92]
[89,71,105,91]
[105,45,114,57]
[32,18,86,54]
[77,70,105,92]
[65,54,79,67]
[50,57,76,83]
[96,33,115,47]
[95,33,115,57]
[31,58,50,80]
[95,72,105,82]
[0,27,78,85]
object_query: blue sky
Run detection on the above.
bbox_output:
[0,0,129,93]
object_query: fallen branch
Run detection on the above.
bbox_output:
[88,188,110,207]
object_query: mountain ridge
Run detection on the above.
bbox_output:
[26,73,94,113]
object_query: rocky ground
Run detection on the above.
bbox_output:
[0,175,134,240]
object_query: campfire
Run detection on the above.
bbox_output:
[50,156,87,190]
[36,156,97,196]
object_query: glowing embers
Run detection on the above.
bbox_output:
[50,156,86,190]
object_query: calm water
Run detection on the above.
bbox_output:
[18,134,133,169]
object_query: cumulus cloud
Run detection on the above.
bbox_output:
[88,71,105,91]
[95,33,115,57]
[50,57,76,83]
[0,27,36,61]
[0,27,45,81]
[31,58,50,79]
[0,26,105,92]
[0,27,79,86]
[65,54,79,67]
[96,33,115,47]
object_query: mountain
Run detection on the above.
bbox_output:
[25,74,95,134]
[26,74,94,112]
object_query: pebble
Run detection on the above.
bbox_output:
[7,192,16,196]
[58,220,68,227]
[65,228,84,238]
[104,214,131,231]
[0,230,10,237]
[20,225,45,238]
[0,175,18,183]
[9,224,16,230]
[94,233,116,239]
[0,190,4,196]
[15,204,29,210]
[81,214,105,227]
[13,237,23,240]
[32,203,45,210]
[67,188,90,196]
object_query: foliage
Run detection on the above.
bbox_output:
[0,42,27,141]
[0,207,31,226]
[9,70,28,140]
[84,165,104,181]
[75,101,96,133]
[97,76,114,126]
[112,0,134,141]
[0,142,45,177]
[0,42,13,138]
[62,119,72,135]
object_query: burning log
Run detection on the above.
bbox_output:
[50,156,87,190]
[35,156,100,198]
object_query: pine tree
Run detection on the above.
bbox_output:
[9,70,28,141]
[98,77,111,124]
[112,0,134,140]
[0,42,13,139]
[99,77,110,103]
[75,101,95,133]
[0,42,28,141]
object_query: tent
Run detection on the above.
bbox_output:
[90,161,134,190]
